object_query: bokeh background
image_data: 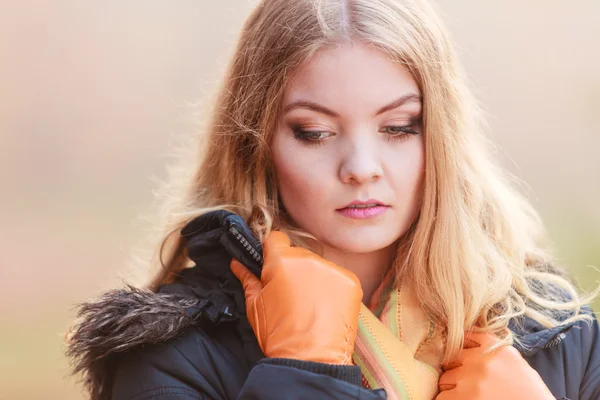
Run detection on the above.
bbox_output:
[1,1,598,398]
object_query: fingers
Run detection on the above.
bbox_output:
[464,331,498,349]
[443,331,499,370]
[462,337,480,349]
[230,259,262,304]
[443,359,462,371]
[438,366,461,391]
[435,389,459,400]
[263,231,291,260]
[263,231,291,256]
[262,231,293,283]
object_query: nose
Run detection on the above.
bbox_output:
[338,139,383,185]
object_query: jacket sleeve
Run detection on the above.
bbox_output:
[236,358,386,399]
[111,332,386,400]
[112,354,386,400]
[580,315,600,400]
[111,343,216,400]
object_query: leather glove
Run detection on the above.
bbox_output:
[437,332,555,400]
[231,231,363,365]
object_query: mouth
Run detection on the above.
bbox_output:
[336,199,390,219]
[342,203,383,209]
[337,199,388,210]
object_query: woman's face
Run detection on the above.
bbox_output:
[272,42,424,254]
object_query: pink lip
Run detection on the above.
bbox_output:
[337,206,389,219]
[336,199,390,220]
[340,199,386,209]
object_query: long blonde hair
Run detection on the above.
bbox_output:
[134,0,594,362]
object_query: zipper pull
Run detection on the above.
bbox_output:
[543,332,567,348]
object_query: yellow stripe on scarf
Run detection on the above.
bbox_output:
[353,284,444,400]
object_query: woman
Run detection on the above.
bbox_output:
[65,0,600,399]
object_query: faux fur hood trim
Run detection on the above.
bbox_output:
[65,285,209,400]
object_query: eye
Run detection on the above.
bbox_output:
[379,125,420,136]
[292,129,334,142]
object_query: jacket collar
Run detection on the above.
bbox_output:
[509,310,580,357]
[158,209,265,322]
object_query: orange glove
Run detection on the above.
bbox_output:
[230,231,363,365]
[437,332,555,400]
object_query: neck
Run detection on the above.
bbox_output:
[321,242,397,304]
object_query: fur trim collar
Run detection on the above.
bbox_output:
[65,285,209,400]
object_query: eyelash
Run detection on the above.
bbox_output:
[292,121,422,146]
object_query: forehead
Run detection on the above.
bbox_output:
[283,42,421,112]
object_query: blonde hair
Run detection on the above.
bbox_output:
[134,0,595,362]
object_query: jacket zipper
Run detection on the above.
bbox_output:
[229,226,264,264]
[542,332,567,348]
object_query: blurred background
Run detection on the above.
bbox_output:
[0,1,598,398]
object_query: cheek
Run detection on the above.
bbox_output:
[272,141,331,221]
[405,142,425,187]
[403,140,426,209]
[384,138,425,210]
[276,164,314,206]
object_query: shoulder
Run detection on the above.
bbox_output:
[111,325,249,400]
[65,285,251,400]
[574,312,600,397]
[522,308,600,399]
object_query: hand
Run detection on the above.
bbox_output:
[231,231,363,365]
[437,332,554,400]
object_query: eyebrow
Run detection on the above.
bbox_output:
[282,93,422,117]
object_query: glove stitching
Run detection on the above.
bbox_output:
[259,295,268,349]
[344,322,351,364]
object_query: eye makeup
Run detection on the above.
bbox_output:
[290,114,423,146]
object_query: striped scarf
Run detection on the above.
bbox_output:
[352,282,445,400]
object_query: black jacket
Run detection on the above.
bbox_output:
[66,211,600,400]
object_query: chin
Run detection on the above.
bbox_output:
[321,226,404,254]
